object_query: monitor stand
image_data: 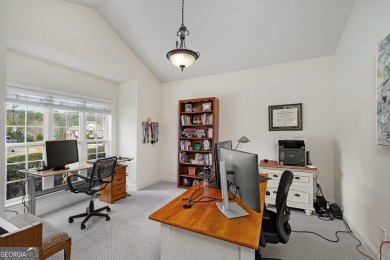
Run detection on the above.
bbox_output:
[216,161,248,219]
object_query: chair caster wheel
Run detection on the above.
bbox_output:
[107,207,111,212]
[106,216,110,221]
[81,224,86,229]
[68,218,74,223]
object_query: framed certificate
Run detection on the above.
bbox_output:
[268,103,302,131]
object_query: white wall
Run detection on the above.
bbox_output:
[334,0,390,258]
[161,57,335,200]
[118,81,137,190]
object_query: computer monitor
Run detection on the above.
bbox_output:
[209,140,232,189]
[219,148,260,213]
[46,140,79,171]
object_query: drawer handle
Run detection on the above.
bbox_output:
[273,175,278,178]
[294,177,300,180]
[117,178,122,181]
[294,194,300,197]
[117,188,122,192]
[273,191,277,194]
[266,191,270,195]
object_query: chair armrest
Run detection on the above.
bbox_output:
[67,173,89,192]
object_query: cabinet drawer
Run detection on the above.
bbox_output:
[292,174,310,185]
[266,187,278,200]
[115,166,126,175]
[288,189,309,204]
[112,183,126,197]
[112,172,126,186]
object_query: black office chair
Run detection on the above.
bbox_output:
[256,170,294,260]
[67,157,117,229]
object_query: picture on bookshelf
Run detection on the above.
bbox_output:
[185,104,192,112]
[202,102,212,111]
[203,140,210,150]
[193,115,202,124]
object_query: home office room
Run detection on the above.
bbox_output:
[0,0,389,259]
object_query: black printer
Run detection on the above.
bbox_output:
[278,140,306,167]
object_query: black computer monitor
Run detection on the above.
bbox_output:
[209,140,232,189]
[219,148,260,213]
[46,140,79,171]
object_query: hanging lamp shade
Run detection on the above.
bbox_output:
[166,0,199,71]
[167,49,199,70]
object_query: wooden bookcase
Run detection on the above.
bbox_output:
[178,97,219,188]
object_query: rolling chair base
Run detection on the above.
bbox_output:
[68,198,110,229]
[256,250,282,260]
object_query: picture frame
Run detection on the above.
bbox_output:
[202,102,212,112]
[193,115,201,124]
[269,103,302,131]
[377,33,390,145]
[185,104,192,112]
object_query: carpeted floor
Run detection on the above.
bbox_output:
[41,181,372,260]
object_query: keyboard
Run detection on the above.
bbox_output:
[0,226,9,235]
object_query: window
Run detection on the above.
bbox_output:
[5,85,112,202]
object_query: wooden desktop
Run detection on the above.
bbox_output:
[149,180,267,260]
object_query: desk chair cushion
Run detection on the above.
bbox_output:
[8,213,70,251]
[262,210,280,244]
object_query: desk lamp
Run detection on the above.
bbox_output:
[234,136,250,150]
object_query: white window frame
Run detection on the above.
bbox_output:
[5,82,112,204]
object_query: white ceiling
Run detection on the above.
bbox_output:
[63,0,355,83]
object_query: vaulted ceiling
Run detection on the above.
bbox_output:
[63,0,355,83]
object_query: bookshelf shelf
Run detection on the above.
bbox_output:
[178,97,219,188]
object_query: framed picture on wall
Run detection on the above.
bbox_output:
[269,103,302,131]
[377,33,390,145]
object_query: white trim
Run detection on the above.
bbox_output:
[343,214,379,259]
[6,82,114,106]
[160,176,177,183]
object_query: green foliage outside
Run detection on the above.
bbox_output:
[7,153,43,182]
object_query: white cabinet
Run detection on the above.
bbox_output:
[260,161,317,215]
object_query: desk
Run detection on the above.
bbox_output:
[20,158,133,215]
[149,180,267,260]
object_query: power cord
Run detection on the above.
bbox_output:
[379,241,390,260]
[5,210,18,216]
[20,171,30,213]
[292,217,373,259]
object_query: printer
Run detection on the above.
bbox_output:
[278,140,306,167]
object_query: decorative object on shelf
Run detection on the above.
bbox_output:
[166,0,199,71]
[269,103,302,131]
[142,118,159,144]
[235,136,250,150]
[202,102,212,111]
[185,103,192,112]
[203,140,210,150]
[188,167,196,175]
[182,178,190,186]
[193,107,199,112]
[182,128,195,137]
[194,129,206,138]
[193,143,202,150]
[377,33,390,145]
[193,115,201,124]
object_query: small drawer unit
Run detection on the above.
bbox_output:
[100,165,128,204]
[260,160,317,215]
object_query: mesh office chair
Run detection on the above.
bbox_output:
[256,170,294,260]
[67,157,117,229]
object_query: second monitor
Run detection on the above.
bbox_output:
[219,148,260,213]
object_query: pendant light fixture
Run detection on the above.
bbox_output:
[166,0,199,71]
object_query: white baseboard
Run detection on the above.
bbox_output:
[343,214,382,260]
[160,176,176,183]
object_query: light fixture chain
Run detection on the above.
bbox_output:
[182,0,184,25]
